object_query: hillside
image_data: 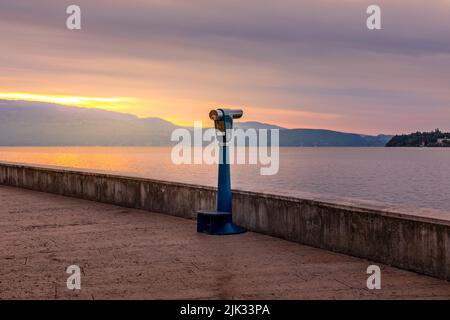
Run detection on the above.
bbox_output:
[0,100,391,146]
[0,100,176,146]
[279,129,390,147]
[386,129,450,147]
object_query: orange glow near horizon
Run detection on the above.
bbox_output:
[0,92,137,110]
[0,91,341,130]
[0,92,222,127]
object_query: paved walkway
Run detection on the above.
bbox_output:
[0,185,449,299]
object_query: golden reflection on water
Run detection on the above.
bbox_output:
[0,147,220,186]
[0,147,170,174]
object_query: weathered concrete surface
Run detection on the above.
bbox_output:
[0,162,449,281]
[233,191,450,281]
[0,185,449,300]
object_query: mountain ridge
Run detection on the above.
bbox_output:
[0,100,392,146]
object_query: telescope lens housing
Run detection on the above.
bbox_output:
[209,109,224,121]
[209,109,243,121]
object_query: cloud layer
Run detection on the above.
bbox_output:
[1,0,450,133]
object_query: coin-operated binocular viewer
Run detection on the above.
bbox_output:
[197,108,246,235]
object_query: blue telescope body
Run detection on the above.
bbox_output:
[196,108,246,235]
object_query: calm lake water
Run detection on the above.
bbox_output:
[0,147,449,213]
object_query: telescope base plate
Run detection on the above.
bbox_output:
[197,210,246,235]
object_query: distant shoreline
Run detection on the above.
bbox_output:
[386,129,450,147]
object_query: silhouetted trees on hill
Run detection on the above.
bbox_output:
[386,129,450,147]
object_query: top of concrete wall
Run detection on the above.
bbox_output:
[1,161,449,227]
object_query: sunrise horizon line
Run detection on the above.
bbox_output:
[0,94,404,136]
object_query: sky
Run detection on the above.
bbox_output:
[1,0,450,134]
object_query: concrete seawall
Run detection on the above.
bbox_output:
[0,162,448,280]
